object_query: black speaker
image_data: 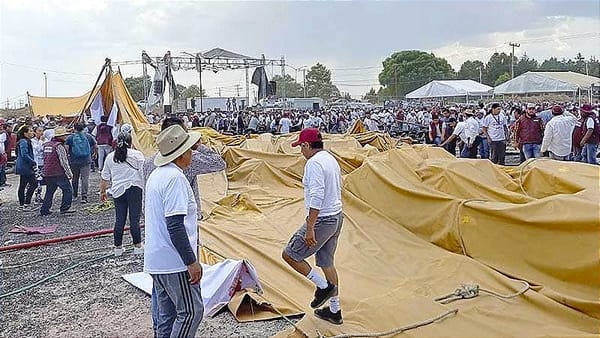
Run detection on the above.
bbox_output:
[269,81,277,95]
[313,102,320,112]
[191,98,196,109]
[164,105,172,114]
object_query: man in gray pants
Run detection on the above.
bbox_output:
[144,125,204,337]
[482,103,509,165]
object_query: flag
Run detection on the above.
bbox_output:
[90,93,104,124]
[107,101,118,127]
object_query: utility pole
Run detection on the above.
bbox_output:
[478,66,483,83]
[43,72,48,97]
[218,87,222,97]
[585,62,589,76]
[509,42,520,79]
[303,69,307,98]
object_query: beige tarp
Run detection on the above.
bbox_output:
[191,131,599,337]
[29,90,99,117]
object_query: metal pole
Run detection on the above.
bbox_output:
[303,69,307,98]
[44,72,47,97]
[196,53,203,113]
[479,66,483,83]
[142,62,147,102]
[585,62,589,76]
[245,66,250,107]
[509,42,520,79]
[281,56,286,107]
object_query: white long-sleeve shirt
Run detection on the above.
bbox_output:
[540,112,577,157]
[303,151,342,217]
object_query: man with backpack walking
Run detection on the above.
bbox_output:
[66,123,97,204]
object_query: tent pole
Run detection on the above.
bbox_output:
[245,66,250,107]
[78,58,110,124]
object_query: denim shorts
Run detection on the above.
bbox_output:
[285,212,343,267]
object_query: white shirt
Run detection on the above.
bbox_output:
[303,151,342,217]
[144,163,198,274]
[465,117,480,145]
[0,132,6,154]
[452,122,469,143]
[540,112,577,157]
[43,128,55,141]
[31,137,46,166]
[100,150,145,198]
[279,117,292,134]
[585,116,595,129]
[302,118,312,129]
[482,112,508,141]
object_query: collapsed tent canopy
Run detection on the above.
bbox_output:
[405,80,493,99]
[29,91,98,117]
[494,71,600,94]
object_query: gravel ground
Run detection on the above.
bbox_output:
[0,170,296,337]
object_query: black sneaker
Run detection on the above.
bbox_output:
[314,306,343,325]
[60,209,76,215]
[310,282,337,309]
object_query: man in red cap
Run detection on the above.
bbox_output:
[282,128,344,325]
[541,105,577,161]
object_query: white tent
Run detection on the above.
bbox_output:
[405,80,493,99]
[494,71,599,94]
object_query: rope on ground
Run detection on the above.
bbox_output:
[435,279,530,305]
[0,253,112,299]
[322,308,458,338]
[252,291,301,332]
[455,198,488,256]
[84,200,115,213]
[0,242,114,269]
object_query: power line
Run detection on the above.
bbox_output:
[0,60,95,76]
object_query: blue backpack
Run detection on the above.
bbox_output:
[71,132,91,158]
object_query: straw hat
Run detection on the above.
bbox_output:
[154,125,201,167]
[54,126,72,137]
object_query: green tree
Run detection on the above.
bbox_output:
[515,54,539,77]
[457,60,485,82]
[485,52,512,85]
[305,63,340,100]
[363,88,378,103]
[124,75,151,101]
[587,56,600,77]
[378,50,455,98]
[271,74,304,98]
[495,72,511,86]
[180,84,206,99]
[539,57,570,71]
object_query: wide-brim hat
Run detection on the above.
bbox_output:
[580,104,593,113]
[463,109,474,115]
[54,126,72,137]
[154,124,201,167]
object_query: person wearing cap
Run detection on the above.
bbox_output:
[100,131,145,256]
[540,105,577,161]
[438,117,458,155]
[144,124,204,337]
[482,103,509,165]
[40,126,75,216]
[282,128,344,325]
[576,104,599,165]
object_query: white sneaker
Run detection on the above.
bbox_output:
[133,246,144,255]
[113,247,124,257]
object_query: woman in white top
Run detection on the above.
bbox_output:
[100,131,145,256]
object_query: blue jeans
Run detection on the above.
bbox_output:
[582,143,598,165]
[522,143,541,160]
[40,175,73,214]
[478,138,489,159]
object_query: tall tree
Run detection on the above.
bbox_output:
[539,57,570,71]
[271,74,304,98]
[495,72,511,86]
[305,63,340,99]
[378,50,455,97]
[124,75,151,102]
[515,54,539,77]
[485,52,512,86]
[180,84,206,99]
[457,60,485,82]
[363,88,378,103]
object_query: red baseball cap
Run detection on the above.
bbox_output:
[292,128,322,147]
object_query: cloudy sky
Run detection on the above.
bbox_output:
[1,0,599,106]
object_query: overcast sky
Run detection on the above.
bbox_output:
[1,0,599,106]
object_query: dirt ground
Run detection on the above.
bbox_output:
[0,170,295,337]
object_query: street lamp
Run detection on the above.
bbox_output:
[43,72,47,97]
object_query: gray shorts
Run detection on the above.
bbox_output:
[284,212,343,267]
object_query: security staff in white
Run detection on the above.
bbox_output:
[144,125,204,337]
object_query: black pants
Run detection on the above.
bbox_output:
[113,186,143,247]
[18,174,37,206]
[490,140,506,165]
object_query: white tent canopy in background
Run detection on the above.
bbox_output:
[494,71,600,94]
[405,80,493,99]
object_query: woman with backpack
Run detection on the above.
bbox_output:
[100,131,145,256]
[15,125,38,211]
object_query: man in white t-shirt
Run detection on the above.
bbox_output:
[278,112,292,134]
[282,128,344,325]
[144,125,204,337]
[482,103,509,165]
